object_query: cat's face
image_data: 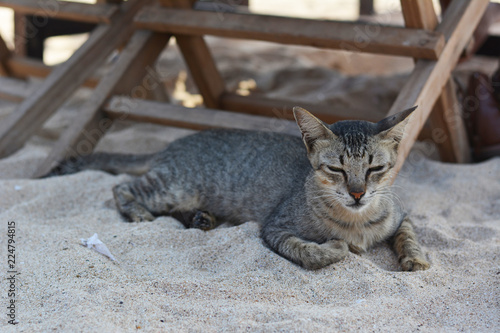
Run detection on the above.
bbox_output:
[294,107,415,212]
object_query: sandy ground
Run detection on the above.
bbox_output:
[0,1,500,332]
[0,110,499,332]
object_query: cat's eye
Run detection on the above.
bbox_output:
[326,165,345,174]
[367,165,384,174]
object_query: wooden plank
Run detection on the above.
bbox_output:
[401,0,438,30]
[175,35,225,108]
[0,0,149,158]
[7,56,100,87]
[0,33,11,75]
[135,7,445,60]
[33,30,170,178]
[13,13,27,56]
[220,92,384,124]
[389,0,487,173]
[0,0,118,24]
[103,95,299,136]
[401,0,470,163]
[159,0,225,109]
[427,80,470,162]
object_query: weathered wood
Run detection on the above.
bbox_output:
[34,30,170,178]
[135,7,445,60]
[220,92,385,124]
[401,0,438,30]
[0,0,118,24]
[175,35,225,108]
[13,13,27,56]
[389,0,487,173]
[103,96,299,136]
[159,0,225,109]
[0,33,11,75]
[7,56,100,87]
[0,0,149,158]
[427,80,470,162]
[401,0,470,163]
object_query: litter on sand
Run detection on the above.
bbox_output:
[81,233,116,261]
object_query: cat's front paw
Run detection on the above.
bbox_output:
[322,239,349,254]
[296,239,348,270]
[400,256,430,271]
[348,244,364,255]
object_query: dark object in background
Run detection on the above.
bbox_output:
[464,71,500,161]
[492,65,500,104]
[14,14,95,61]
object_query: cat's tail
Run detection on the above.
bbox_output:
[40,152,155,178]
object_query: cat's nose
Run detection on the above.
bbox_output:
[349,191,365,201]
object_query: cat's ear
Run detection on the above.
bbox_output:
[293,107,336,153]
[376,106,417,147]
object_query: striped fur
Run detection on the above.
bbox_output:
[46,106,428,271]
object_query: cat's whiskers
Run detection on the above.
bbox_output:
[376,190,405,211]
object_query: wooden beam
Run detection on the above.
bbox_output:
[401,0,438,30]
[175,35,225,108]
[401,0,470,163]
[0,0,118,24]
[427,79,470,162]
[13,13,27,56]
[103,96,299,136]
[135,7,445,60]
[159,0,225,109]
[389,0,487,173]
[0,75,434,143]
[220,92,385,124]
[0,0,149,158]
[33,30,170,178]
[0,33,11,75]
[7,56,100,87]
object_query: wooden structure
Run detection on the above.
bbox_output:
[0,0,489,179]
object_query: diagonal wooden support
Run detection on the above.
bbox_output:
[159,0,225,109]
[401,0,470,163]
[0,33,12,76]
[33,30,170,178]
[390,0,488,175]
[0,0,149,158]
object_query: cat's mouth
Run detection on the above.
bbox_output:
[347,202,365,210]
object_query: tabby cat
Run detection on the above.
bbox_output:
[47,106,429,271]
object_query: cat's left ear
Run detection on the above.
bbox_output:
[375,106,417,147]
[293,106,336,153]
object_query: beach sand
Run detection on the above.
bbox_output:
[1,117,499,332]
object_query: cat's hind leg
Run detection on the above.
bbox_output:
[171,210,217,231]
[113,181,156,222]
[261,224,348,270]
[113,171,181,222]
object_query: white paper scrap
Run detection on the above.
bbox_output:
[81,233,116,261]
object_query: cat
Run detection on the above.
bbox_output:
[46,106,430,271]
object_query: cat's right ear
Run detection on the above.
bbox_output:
[293,107,336,153]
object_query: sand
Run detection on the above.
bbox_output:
[1,5,500,332]
[1,89,499,332]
